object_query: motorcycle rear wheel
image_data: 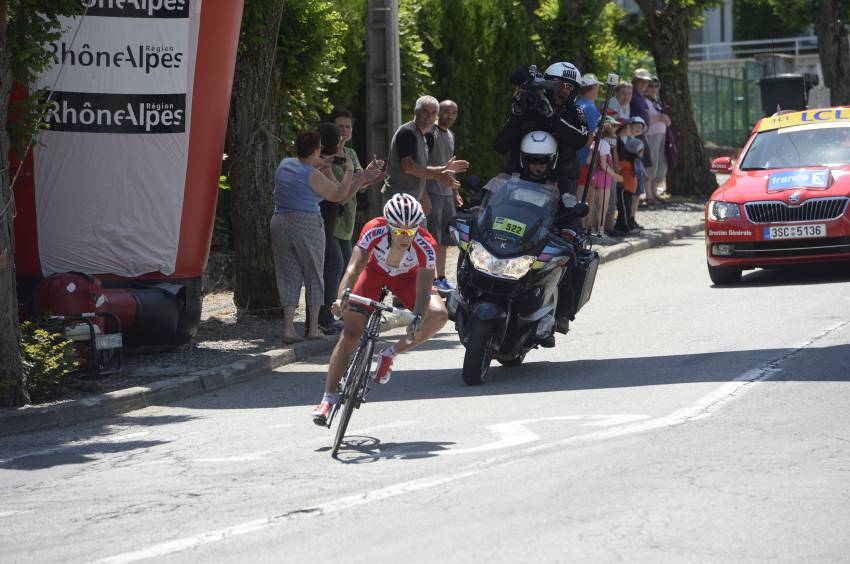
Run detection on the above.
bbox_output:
[462,319,496,386]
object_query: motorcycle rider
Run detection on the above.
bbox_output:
[479,131,578,347]
[494,61,589,202]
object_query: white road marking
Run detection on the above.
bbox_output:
[194,450,277,463]
[267,424,294,429]
[0,431,152,466]
[193,421,420,462]
[442,415,649,455]
[0,510,30,518]
[92,323,846,564]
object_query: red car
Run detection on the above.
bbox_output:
[705,107,850,284]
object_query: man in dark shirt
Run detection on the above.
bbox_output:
[381,95,468,215]
[494,61,589,199]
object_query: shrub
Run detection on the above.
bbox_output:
[20,321,79,403]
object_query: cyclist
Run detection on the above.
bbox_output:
[312,193,449,425]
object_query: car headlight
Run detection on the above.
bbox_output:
[708,200,742,221]
[468,240,535,279]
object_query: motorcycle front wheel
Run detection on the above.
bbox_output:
[462,319,496,386]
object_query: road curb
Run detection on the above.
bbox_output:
[0,221,704,437]
[597,221,704,263]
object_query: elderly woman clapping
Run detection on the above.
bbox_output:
[271,129,381,343]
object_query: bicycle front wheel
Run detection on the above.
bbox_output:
[331,338,373,458]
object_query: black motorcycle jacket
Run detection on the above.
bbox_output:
[494,99,589,196]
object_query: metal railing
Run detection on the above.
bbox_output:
[616,58,761,147]
[689,36,818,62]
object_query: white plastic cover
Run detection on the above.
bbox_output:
[33,1,201,277]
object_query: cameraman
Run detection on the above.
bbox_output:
[494,62,589,200]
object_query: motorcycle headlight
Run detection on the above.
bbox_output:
[468,240,535,279]
[708,200,742,221]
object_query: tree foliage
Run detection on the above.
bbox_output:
[734,0,810,41]
[743,0,850,105]
[626,0,722,196]
[5,0,81,154]
[1,0,83,407]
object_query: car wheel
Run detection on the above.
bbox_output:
[708,262,742,285]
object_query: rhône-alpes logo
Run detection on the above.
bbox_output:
[49,41,184,74]
[81,0,189,18]
[42,92,186,134]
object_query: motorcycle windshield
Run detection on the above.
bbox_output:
[477,178,556,255]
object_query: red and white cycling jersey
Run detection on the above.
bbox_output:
[356,217,437,276]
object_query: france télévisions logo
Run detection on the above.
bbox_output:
[81,0,189,18]
[42,91,186,134]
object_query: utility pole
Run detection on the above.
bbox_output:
[365,0,401,218]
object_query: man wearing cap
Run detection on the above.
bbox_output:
[494,61,588,201]
[630,69,656,202]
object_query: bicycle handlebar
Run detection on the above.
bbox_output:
[342,289,418,322]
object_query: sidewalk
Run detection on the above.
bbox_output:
[0,201,705,437]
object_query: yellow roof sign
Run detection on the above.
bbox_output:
[757,107,850,131]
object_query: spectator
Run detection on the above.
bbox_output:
[270,130,360,344]
[645,74,671,205]
[381,95,468,214]
[627,116,648,220]
[425,100,463,292]
[328,108,384,329]
[576,73,601,200]
[613,136,644,236]
[317,123,344,334]
[630,68,656,203]
[608,81,632,121]
[586,117,623,235]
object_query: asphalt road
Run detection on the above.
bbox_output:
[2,235,850,564]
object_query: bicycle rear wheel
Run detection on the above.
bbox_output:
[331,338,373,458]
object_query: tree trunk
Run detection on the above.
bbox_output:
[225,23,282,317]
[815,0,850,106]
[642,8,718,198]
[0,1,28,406]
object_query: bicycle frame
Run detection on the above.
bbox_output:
[327,289,416,458]
[325,307,383,430]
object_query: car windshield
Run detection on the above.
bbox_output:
[740,123,850,169]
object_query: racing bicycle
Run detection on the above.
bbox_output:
[325,288,417,458]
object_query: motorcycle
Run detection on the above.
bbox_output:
[447,176,599,385]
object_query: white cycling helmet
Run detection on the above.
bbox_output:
[383,193,425,227]
[543,61,582,89]
[520,130,559,171]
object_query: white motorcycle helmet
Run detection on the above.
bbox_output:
[519,131,558,177]
[543,61,582,89]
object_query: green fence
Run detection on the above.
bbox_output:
[688,64,762,147]
[616,59,762,148]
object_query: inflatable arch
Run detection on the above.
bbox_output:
[12,1,245,347]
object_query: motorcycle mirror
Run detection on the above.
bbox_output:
[448,226,460,247]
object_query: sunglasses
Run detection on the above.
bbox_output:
[391,227,417,237]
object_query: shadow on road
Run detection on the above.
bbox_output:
[316,436,456,463]
[711,261,850,289]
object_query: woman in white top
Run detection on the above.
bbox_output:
[607,81,632,121]
[644,76,671,204]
